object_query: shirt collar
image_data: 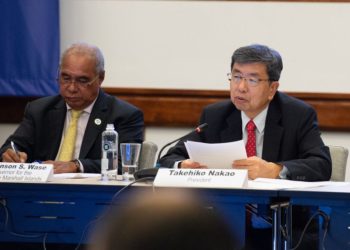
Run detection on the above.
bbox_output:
[241,106,269,133]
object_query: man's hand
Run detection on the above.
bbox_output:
[2,148,27,163]
[44,160,78,174]
[233,156,282,180]
[180,159,207,169]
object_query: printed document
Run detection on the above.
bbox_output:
[184,140,247,169]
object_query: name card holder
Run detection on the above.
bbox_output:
[154,169,248,189]
[0,162,53,183]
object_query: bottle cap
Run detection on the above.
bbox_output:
[106,123,115,130]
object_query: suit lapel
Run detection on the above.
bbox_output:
[47,99,66,159]
[220,108,242,142]
[262,95,283,162]
[79,91,109,158]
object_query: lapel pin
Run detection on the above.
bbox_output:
[94,118,102,125]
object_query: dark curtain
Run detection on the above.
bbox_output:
[0,0,60,96]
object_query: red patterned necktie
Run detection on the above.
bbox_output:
[246,120,256,157]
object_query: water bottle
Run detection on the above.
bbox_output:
[101,124,119,180]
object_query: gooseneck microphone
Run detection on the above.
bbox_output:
[134,123,208,180]
[156,123,208,167]
[133,123,208,180]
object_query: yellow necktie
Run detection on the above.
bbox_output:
[58,110,82,161]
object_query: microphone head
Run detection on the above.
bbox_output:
[195,123,208,133]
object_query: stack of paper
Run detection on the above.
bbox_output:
[184,140,247,169]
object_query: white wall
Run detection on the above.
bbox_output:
[60,0,350,92]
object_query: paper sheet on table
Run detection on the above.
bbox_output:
[52,173,101,179]
[249,178,350,190]
[184,140,247,169]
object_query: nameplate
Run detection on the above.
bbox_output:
[154,169,248,189]
[0,162,53,183]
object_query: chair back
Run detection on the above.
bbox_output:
[329,145,349,181]
[139,141,158,169]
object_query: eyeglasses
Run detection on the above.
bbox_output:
[227,73,269,87]
[57,73,99,87]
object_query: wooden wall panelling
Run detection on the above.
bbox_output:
[105,88,350,131]
[1,88,349,131]
[289,92,350,131]
[105,88,229,127]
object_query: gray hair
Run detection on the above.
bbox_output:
[231,44,283,81]
[60,42,105,74]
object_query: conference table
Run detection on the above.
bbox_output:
[0,176,349,250]
[0,176,281,250]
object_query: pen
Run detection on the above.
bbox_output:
[10,141,19,156]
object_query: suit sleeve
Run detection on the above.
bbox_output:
[281,107,332,181]
[0,103,36,161]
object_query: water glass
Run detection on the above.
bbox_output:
[120,143,141,181]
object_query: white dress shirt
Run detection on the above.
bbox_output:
[56,99,97,172]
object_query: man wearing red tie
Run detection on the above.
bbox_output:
[159,44,331,249]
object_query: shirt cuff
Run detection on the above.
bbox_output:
[279,165,289,179]
[73,159,84,173]
[173,160,183,169]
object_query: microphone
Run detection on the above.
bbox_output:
[133,123,208,180]
[156,123,208,167]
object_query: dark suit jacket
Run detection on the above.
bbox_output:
[159,91,331,181]
[0,90,144,173]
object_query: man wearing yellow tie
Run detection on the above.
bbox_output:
[0,43,144,173]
